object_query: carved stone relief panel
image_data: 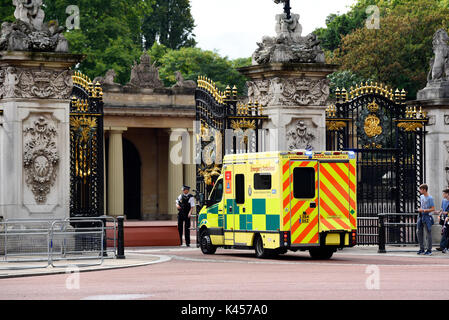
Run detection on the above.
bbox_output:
[286,119,316,151]
[23,115,59,204]
[247,77,330,107]
[0,67,73,99]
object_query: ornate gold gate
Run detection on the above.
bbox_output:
[70,72,104,218]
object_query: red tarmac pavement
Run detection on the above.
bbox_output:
[1,247,449,300]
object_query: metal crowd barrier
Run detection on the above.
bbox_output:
[378,212,418,253]
[0,216,124,270]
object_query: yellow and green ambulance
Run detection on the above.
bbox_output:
[197,151,358,259]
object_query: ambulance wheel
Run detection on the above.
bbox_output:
[309,248,334,260]
[200,230,216,255]
[254,235,268,258]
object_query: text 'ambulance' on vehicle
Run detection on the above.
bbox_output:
[197,151,358,259]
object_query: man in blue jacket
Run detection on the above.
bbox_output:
[417,184,435,256]
[438,189,449,253]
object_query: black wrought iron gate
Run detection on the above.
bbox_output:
[326,83,427,245]
[70,72,105,218]
[195,77,268,198]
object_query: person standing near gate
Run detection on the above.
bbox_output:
[176,185,195,247]
[438,189,449,253]
[417,184,435,256]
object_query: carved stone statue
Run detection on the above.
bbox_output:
[429,29,449,82]
[126,53,164,89]
[94,69,120,86]
[172,71,196,89]
[252,2,325,65]
[13,0,45,30]
[0,0,68,52]
[417,29,449,100]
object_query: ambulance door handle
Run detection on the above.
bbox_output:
[229,206,233,213]
[243,207,246,213]
[310,202,316,209]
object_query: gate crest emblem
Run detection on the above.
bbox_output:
[364,100,382,138]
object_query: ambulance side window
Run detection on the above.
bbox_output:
[209,179,223,205]
[293,167,315,199]
[254,173,272,190]
[235,174,245,204]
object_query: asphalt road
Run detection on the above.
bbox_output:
[1,247,449,300]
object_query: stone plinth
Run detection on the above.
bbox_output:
[239,63,338,151]
[417,82,449,100]
[0,51,83,220]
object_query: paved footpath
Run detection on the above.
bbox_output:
[1,245,449,300]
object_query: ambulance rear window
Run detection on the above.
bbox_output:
[254,173,272,190]
[293,167,315,199]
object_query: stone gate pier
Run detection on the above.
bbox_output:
[238,2,337,152]
[0,1,82,220]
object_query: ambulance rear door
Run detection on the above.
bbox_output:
[288,160,320,246]
[318,161,352,233]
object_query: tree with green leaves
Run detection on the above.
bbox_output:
[41,0,155,84]
[0,0,14,23]
[149,46,251,95]
[142,0,196,50]
[329,0,449,98]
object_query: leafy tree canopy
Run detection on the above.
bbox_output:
[142,0,196,50]
[148,46,251,95]
[316,0,449,98]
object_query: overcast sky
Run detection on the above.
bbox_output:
[190,0,357,59]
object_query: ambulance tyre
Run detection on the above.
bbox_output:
[254,235,269,259]
[309,247,334,260]
[199,229,216,255]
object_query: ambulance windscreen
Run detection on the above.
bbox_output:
[293,167,315,199]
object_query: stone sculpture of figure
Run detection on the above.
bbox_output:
[13,0,45,30]
[252,1,324,65]
[2,67,17,98]
[429,29,449,81]
[94,69,119,86]
[0,0,69,52]
[128,53,164,89]
[275,13,302,42]
[172,71,196,88]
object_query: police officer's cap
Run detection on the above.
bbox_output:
[182,185,191,191]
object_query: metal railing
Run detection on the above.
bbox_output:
[0,216,125,270]
[378,212,418,253]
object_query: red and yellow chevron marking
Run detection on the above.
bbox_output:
[319,162,352,232]
[349,160,357,229]
[284,161,319,245]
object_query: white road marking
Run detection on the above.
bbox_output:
[82,294,153,300]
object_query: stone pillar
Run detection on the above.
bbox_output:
[168,128,185,219]
[107,127,127,217]
[0,51,82,220]
[184,129,197,191]
[240,63,338,152]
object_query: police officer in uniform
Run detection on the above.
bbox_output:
[176,185,195,247]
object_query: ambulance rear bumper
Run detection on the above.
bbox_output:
[284,231,357,249]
